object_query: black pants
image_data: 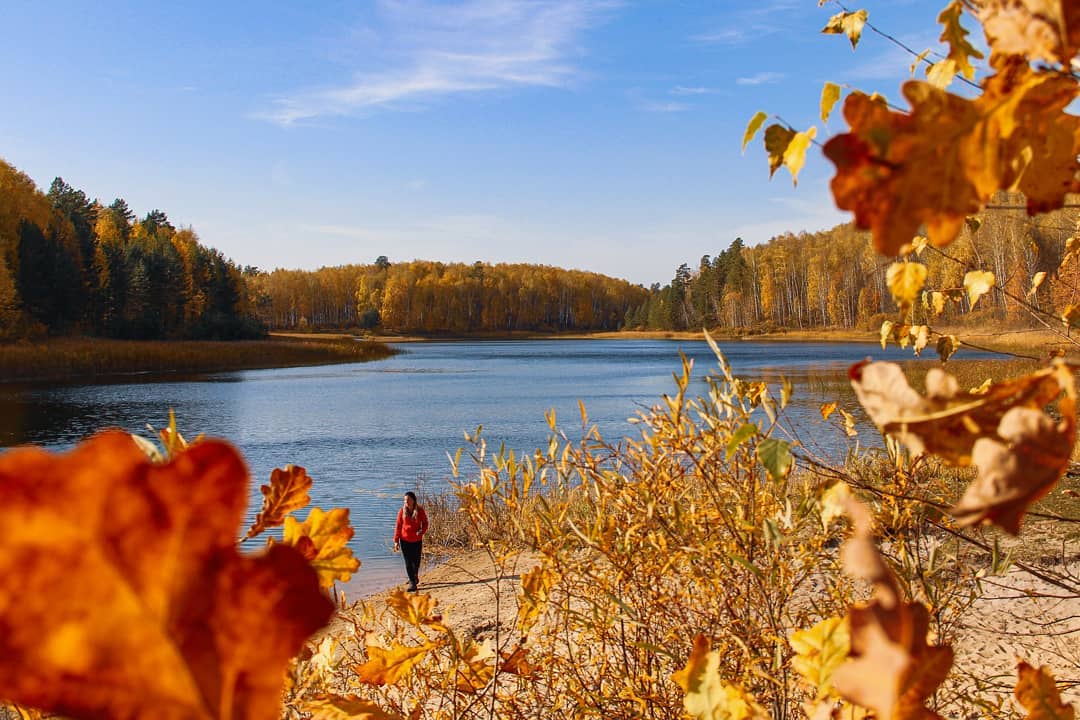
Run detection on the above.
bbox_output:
[400,539,422,588]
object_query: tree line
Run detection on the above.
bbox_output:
[0,159,262,340]
[251,258,650,333]
[628,193,1080,333]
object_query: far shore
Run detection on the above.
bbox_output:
[0,335,397,384]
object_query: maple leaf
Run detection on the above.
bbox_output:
[823,9,869,50]
[354,641,436,686]
[301,694,404,720]
[0,432,333,720]
[824,61,1080,256]
[1014,661,1076,720]
[672,635,768,720]
[973,0,1080,66]
[452,639,496,694]
[245,464,313,539]
[282,507,361,589]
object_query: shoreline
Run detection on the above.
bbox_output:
[0,336,398,385]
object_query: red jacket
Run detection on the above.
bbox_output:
[395,506,428,543]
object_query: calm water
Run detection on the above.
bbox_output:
[0,339,978,594]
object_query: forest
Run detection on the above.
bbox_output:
[0,160,262,341]
[628,195,1080,333]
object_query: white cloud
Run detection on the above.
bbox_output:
[670,85,717,96]
[261,0,615,125]
[735,72,784,86]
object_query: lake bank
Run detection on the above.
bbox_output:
[0,335,398,384]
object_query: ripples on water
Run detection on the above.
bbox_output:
[0,338,995,594]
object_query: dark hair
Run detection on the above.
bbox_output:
[404,491,418,518]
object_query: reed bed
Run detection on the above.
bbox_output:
[0,336,397,383]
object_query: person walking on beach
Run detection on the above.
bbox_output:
[394,491,428,592]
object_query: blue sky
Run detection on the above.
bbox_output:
[2,0,949,286]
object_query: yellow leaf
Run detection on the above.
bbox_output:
[1064,304,1080,328]
[453,639,496,694]
[839,409,858,437]
[1029,271,1047,297]
[926,58,958,89]
[931,292,947,317]
[790,617,851,699]
[672,635,768,720]
[911,325,930,356]
[820,482,854,531]
[909,236,928,256]
[303,694,405,720]
[765,124,797,178]
[1014,661,1076,720]
[909,48,931,76]
[283,507,361,588]
[823,9,869,50]
[783,127,818,185]
[937,1,983,80]
[742,111,768,152]
[821,82,842,123]
[386,589,447,632]
[354,641,436,686]
[880,320,894,349]
[517,563,558,634]
[964,270,996,309]
[886,262,928,310]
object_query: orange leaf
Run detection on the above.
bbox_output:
[453,639,496,694]
[825,62,1080,256]
[354,642,436,686]
[1015,661,1076,720]
[282,507,361,588]
[499,644,538,678]
[0,432,333,720]
[832,495,953,720]
[246,464,313,539]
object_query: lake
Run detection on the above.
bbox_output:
[0,338,973,594]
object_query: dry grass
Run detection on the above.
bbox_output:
[0,336,398,383]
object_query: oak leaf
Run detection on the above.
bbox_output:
[824,61,1080,256]
[0,431,333,720]
[282,507,361,588]
[499,644,537,678]
[385,589,448,633]
[1014,661,1076,720]
[672,635,768,720]
[452,638,495,694]
[973,0,1080,65]
[354,642,436,686]
[245,464,313,539]
[937,1,983,82]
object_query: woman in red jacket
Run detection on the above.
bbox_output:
[393,491,428,592]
